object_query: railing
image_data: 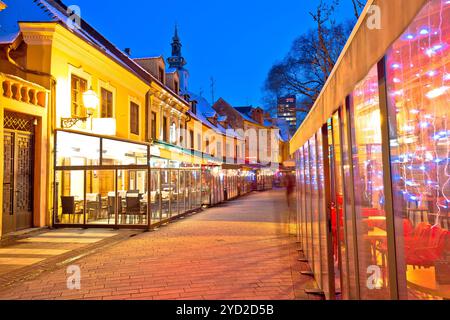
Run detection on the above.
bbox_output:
[1,73,48,108]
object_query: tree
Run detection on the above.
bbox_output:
[350,0,366,20]
[263,0,363,115]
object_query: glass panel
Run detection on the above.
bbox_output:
[202,168,211,206]
[171,170,179,217]
[161,169,171,220]
[102,139,148,165]
[310,136,322,285]
[150,169,161,222]
[55,170,85,224]
[350,65,390,299]
[331,112,349,299]
[342,102,359,299]
[386,0,450,300]
[300,147,307,259]
[56,131,100,167]
[86,170,116,225]
[116,170,148,225]
[304,141,312,266]
[179,171,186,213]
[317,129,330,297]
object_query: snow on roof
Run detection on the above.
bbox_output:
[166,67,178,74]
[134,56,163,60]
[0,31,19,44]
[188,92,242,139]
[0,0,186,103]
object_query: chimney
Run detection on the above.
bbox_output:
[124,48,131,56]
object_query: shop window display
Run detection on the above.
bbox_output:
[350,65,391,299]
[386,0,450,300]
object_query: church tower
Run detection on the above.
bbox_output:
[167,25,189,93]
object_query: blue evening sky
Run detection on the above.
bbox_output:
[71,0,357,107]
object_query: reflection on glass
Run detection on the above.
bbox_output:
[150,169,161,222]
[387,0,450,300]
[116,170,148,225]
[103,139,148,165]
[330,113,349,299]
[342,102,359,299]
[86,170,116,225]
[161,169,171,219]
[350,65,390,299]
[310,135,322,284]
[304,141,312,268]
[56,131,100,167]
[317,129,330,297]
[55,170,85,224]
[171,170,179,217]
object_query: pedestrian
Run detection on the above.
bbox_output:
[285,173,295,207]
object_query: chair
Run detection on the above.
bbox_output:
[107,193,122,224]
[124,194,141,224]
[86,193,100,222]
[408,228,449,267]
[61,196,83,223]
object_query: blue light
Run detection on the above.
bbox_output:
[419,28,429,35]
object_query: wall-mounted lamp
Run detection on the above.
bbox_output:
[61,86,99,129]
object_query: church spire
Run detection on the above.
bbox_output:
[167,24,189,93]
[168,24,186,68]
[173,24,180,42]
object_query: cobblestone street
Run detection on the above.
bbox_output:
[0,190,319,300]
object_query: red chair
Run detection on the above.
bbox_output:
[410,229,449,267]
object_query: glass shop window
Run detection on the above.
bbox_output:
[386,0,450,300]
[350,64,390,299]
[56,131,100,167]
[102,139,148,165]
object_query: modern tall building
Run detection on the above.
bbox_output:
[277,96,297,134]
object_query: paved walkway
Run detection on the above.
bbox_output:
[0,189,319,300]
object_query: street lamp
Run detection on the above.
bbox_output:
[61,86,99,129]
[83,86,99,115]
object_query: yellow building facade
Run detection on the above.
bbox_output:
[0,0,282,236]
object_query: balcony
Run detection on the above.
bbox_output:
[1,73,48,108]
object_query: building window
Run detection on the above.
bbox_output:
[179,121,184,146]
[216,141,222,158]
[205,138,210,154]
[71,74,87,117]
[197,133,201,151]
[189,130,194,150]
[170,122,177,144]
[158,67,165,83]
[151,111,157,140]
[100,88,113,118]
[174,80,179,94]
[130,102,139,135]
[191,101,197,115]
[163,116,168,142]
